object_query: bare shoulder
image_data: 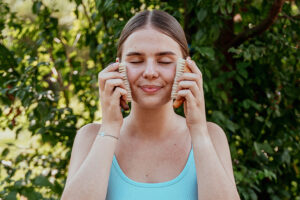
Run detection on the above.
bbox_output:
[70,123,102,153]
[77,122,101,136]
[65,123,101,186]
[206,121,229,143]
[206,121,236,184]
[206,121,230,154]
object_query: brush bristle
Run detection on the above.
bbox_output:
[119,63,132,102]
[171,58,186,99]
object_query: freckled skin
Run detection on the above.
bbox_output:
[121,28,183,109]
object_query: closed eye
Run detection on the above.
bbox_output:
[159,62,172,64]
[129,61,173,64]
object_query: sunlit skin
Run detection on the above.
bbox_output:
[119,27,192,142]
[62,25,239,200]
[122,28,182,108]
[117,26,239,199]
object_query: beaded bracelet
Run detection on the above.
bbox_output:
[98,131,119,140]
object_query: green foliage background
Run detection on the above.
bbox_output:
[0,0,299,199]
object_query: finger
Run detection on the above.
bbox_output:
[100,72,124,80]
[98,71,125,91]
[186,57,202,76]
[113,87,128,99]
[104,79,126,96]
[176,89,194,103]
[177,72,202,90]
[102,62,120,73]
[176,80,201,100]
[115,87,129,110]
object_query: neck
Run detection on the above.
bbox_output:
[124,101,179,141]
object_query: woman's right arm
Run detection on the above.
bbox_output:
[61,124,120,200]
[61,61,128,200]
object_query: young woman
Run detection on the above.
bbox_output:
[61,10,240,200]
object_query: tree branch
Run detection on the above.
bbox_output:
[225,0,285,50]
[82,1,92,27]
[48,47,70,107]
[279,13,300,22]
[57,33,74,92]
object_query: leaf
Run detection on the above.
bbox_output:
[237,62,250,69]
[227,3,233,14]
[242,99,262,111]
[295,0,300,9]
[211,111,238,132]
[254,142,261,155]
[213,4,219,13]
[22,188,43,200]
[1,147,9,157]
[25,170,32,182]
[75,0,82,5]
[265,121,272,128]
[33,175,52,187]
[238,68,248,79]
[263,169,277,181]
[96,44,103,53]
[14,180,23,189]
[0,43,17,69]
[254,142,274,157]
[220,91,228,104]
[5,191,17,200]
[196,9,207,22]
[226,120,238,132]
[32,1,42,14]
[103,0,113,11]
[96,0,101,9]
[249,188,258,200]
[196,47,215,60]
[255,116,264,122]
[236,75,244,86]
[261,143,273,154]
[281,149,291,165]
[52,180,64,194]
[209,25,220,41]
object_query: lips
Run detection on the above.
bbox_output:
[140,85,162,93]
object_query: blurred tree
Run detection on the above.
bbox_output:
[0,0,299,199]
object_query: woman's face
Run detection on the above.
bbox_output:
[121,28,183,108]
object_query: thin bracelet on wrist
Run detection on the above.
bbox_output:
[98,131,119,140]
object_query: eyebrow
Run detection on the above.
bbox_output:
[125,51,176,57]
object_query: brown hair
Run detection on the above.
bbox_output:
[117,10,189,60]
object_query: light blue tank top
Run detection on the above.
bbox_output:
[106,146,198,200]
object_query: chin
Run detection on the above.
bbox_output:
[132,96,171,109]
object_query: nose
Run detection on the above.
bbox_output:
[142,60,159,79]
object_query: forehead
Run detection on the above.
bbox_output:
[122,28,182,57]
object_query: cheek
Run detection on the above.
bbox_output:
[161,67,176,83]
[126,67,141,84]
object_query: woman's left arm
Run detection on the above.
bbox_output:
[175,57,240,200]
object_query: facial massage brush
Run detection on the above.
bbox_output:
[118,58,191,110]
[171,58,192,108]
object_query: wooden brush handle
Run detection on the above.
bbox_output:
[116,58,130,111]
[173,63,192,109]
[120,99,129,110]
